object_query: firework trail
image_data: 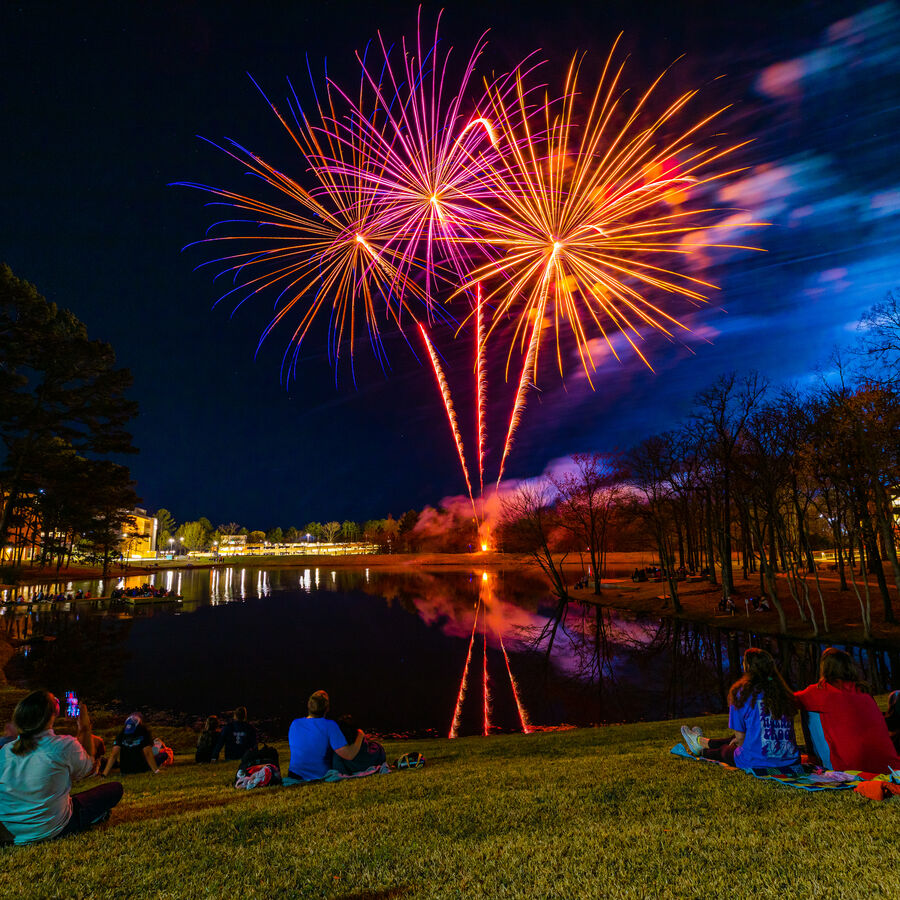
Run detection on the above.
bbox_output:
[496,297,544,488]
[475,282,487,501]
[482,600,491,736]
[419,324,477,518]
[499,633,532,734]
[449,601,480,739]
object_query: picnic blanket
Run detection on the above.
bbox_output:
[282,763,391,786]
[670,743,862,792]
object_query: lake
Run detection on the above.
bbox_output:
[3,565,897,738]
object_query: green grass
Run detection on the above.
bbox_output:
[1,687,897,898]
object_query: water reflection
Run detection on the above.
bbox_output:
[3,566,896,736]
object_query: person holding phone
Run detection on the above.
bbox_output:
[0,690,123,845]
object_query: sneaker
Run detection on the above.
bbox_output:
[688,726,703,738]
[680,725,703,755]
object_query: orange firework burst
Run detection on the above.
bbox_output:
[177,74,434,382]
[464,39,761,387]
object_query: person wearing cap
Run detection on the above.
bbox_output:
[101,713,161,776]
[0,690,123,844]
[287,690,363,781]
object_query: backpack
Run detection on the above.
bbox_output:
[152,738,175,767]
[235,744,281,789]
[235,764,281,790]
[238,743,279,771]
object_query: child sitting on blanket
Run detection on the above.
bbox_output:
[680,648,799,770]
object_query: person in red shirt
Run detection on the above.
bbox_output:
[795,648,900,774]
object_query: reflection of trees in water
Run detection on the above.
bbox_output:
[6,606,135,701]
[515,596,898,725]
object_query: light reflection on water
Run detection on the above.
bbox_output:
[3,566,897,737]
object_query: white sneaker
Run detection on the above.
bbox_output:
[680,725,703,755]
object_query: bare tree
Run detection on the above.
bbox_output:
[551,452,622,594]
[500,480,570,662]
[691,372,768,603]
[855,288,900,386]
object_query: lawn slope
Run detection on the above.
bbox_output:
[0,696,897,899]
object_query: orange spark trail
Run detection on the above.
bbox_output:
[475,282,487,504]
[482,601,491,736]
[449,602,480,739]
[457,116,498,147]
[495,296,544,488]
[419,324,477,518]
[499,633,532,734]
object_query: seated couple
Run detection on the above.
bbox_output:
[680,647,900,776]
[287,690,385,781]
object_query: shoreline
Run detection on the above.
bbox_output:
[5,550,900,645]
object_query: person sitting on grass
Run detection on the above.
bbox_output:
[886,690,900,754]
[0,691,123,845]
[195,716,219,764]
[795,648,900,773]
[287,690,363,781]
[101,713,164,776]
[212,706,257,762]
[330,715,387,775]
[680,647,799,770]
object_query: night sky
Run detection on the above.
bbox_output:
[3,1,898,528]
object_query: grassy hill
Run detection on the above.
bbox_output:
[0,687,897,898]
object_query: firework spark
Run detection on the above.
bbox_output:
[419,324,477,518]
[462,41,761,392]
[482,599,491,736]
[475,282,488,500]
[449,601,480,739]
[499,633,532,734]
[318,10,533,309]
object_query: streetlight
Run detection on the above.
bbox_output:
[179,536,185,557]
[168,538,174,559]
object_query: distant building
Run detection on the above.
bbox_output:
[120,508,158,559]
[218,534,248,553]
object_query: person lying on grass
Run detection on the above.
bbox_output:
[287,690,363,781]
[0,691,123,845]
[681,648,799,770]
[795,648,900,774]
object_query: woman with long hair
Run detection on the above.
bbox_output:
[680,648,799,769]
[0,691,123,844]
[795,648,900,773]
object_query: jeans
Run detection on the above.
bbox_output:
[701,737,736,765]
[57,782,124,837]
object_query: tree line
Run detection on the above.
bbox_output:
[499,290,900,640]
[155,510,423,554]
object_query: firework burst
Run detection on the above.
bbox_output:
[463,40,761,387]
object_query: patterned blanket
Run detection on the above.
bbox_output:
[670,742,862,791]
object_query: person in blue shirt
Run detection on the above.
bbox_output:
[680,647,799,770]
[287,691,362,780]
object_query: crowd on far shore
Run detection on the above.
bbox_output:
[0,650,898,846]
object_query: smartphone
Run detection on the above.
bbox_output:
[64,691,80,718]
